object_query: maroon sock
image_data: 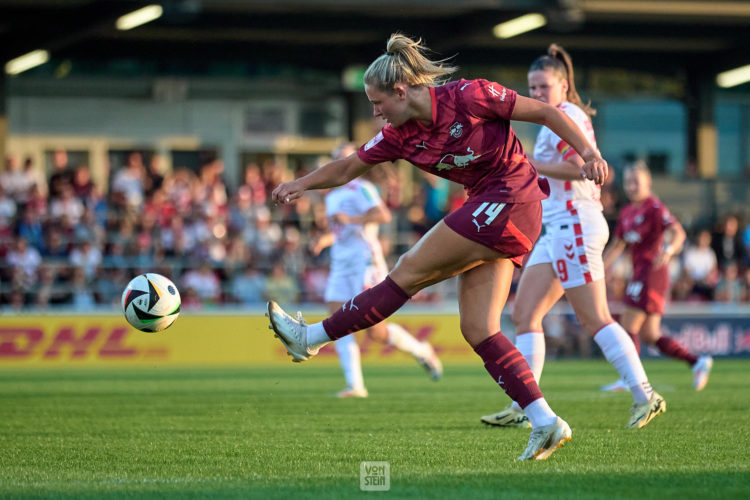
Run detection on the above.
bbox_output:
[656,337,698,366]
[473,333,543,409]
[628,331,641,356]
[322,276,410,340]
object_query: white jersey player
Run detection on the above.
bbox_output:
[525,99,606,288]
[481,45,665,430]
[317,144,442,398]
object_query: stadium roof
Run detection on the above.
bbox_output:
[1,0,749,82]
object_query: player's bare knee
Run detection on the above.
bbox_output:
[459,319,493,346]
[390,254,443,295]
[583,317,615,336]
[640,330,659,346]
[511,307,530,331]
[390,254,418,281]
[367,324,388,343]
[460,329,490,348]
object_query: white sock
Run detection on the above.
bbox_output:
[307,322,332,349]
[334,335,365,391]
[594,323,653,404]
[523,398,558,428]
[516,331,545,382]
[386,323,429,358]
[510,332,545,411]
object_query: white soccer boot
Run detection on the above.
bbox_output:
[266,301,319,362]
[480,403,531,428]
[627,392,666,429]
[692,355,713,391]
[600,378,629,392]
[517,417,572,461]
[416,342,443,381]
[335,387,369,398]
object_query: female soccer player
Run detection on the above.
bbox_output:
[267,33,609,460]
[599,162,712,392]
[319,143,442,398]
[480,45,665,430]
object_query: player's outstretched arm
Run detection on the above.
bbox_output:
[335,204,391,226]
[272,153,374,204]
[511,95,607,185]
[530,158,586,180]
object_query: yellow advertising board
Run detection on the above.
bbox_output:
[0,313,474,367]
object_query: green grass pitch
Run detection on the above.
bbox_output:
[1,360,748,499]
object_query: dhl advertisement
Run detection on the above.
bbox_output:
[2,312,747,367]
[0,313,474,367]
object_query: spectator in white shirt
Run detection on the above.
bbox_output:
[182,262,221,304]
[112,152,146,209]
[49,185,85,224]
[7,237,42,289]
[69,240,103,279]
[682,229,719,300]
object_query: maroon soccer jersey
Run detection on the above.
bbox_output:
[357,79,549,203]
[615,195,677,314]
[615,195,676,267]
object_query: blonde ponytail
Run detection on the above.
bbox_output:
[364,33,458,93]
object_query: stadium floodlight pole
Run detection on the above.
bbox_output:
[4,49,50,75]
[716,64,750,88]
[116,4,164,31]
[493,13,547,39]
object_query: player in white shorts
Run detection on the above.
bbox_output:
[481,45,664,429]
[318,143,442,398]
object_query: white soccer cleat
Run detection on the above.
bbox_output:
[416,341,443,381]
[600,378,629,392]
[481,404,531,428]
[266,301,319,362]
[517,417,572,461]
[692,355,713,391]
[627,392,666,429]
[335,387,369,398]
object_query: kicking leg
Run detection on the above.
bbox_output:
[267,220,499,362]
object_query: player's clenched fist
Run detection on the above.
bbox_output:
[581,157,608,185]
[272,180,304,204]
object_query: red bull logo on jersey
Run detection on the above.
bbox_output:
[436,147,483,171]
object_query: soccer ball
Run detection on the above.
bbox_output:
[122,273,181,332]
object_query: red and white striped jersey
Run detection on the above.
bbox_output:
[532,101,602,224]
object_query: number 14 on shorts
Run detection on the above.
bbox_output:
[471,202,506,231]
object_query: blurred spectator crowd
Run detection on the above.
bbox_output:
[0,149,462,311]
[2,148,750,312]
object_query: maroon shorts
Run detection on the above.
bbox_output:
[623,264,670,315]
[444,200,542,267]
